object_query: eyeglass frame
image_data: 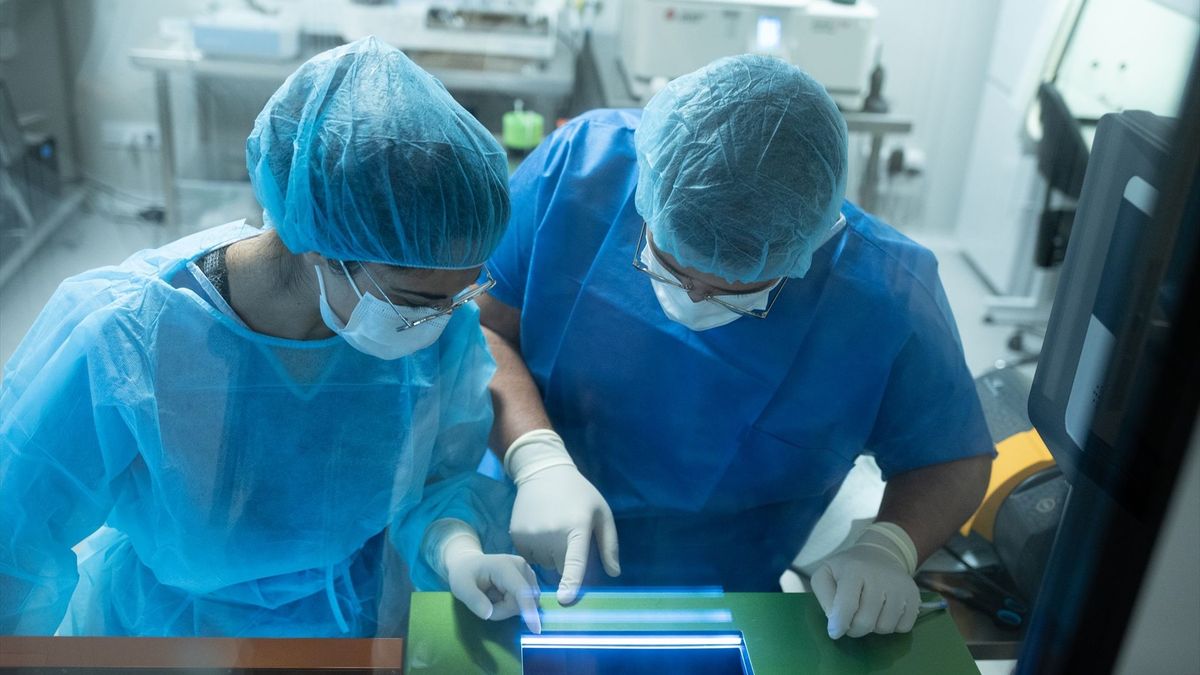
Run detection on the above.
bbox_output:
[341,260,496,331]
[630,223,788,320]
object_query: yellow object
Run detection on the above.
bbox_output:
[959,429,1056,540]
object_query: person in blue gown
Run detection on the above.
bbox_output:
[478,55,995,640]
[0,37,539,637]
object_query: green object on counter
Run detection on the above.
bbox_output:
[405,591,979,674]
[502,99,545,152]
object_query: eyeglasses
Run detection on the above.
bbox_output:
[347,261,496,331]
[630,223,787,320]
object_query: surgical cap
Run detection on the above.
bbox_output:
[634,54,849,283]
[246,36,510,268]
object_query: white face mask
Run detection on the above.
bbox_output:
[314,264,449,360]
[639,245,777,331]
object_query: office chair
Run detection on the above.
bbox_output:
[986,82,1091,365]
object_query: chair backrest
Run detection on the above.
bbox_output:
[1037,82,1091,199]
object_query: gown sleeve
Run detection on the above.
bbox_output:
[486,121,576,309]
[1,277,139,634]
[864,258,996,479]
[387,306,515,590]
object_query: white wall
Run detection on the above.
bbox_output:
[60,0,207,200]
[858,0,1000,235]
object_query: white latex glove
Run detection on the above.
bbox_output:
[505,429,620,605]
[426,518,542,633]
[810,522,921,639]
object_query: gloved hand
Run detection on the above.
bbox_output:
[810,522,921,639]
[505,429,621,605]
[426,519,542,633]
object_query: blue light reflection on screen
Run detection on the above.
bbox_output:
[540,609,735,625]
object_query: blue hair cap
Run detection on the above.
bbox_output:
[247,36,510,268]
[635,54,848,282]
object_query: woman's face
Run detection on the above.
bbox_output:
[321,260,483,324]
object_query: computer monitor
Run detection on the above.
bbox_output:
[520,633,754,675]
[1028,109,1176,488]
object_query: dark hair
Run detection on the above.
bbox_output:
[324,256,436,285]
[261,229,310,291]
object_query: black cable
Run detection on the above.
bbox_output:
[81,175,158,208]
[79,197,146,223]
[80,190,164,225]
[937,544,1016,598]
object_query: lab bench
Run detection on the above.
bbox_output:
[406,591,978,674]
[0,592,979,674]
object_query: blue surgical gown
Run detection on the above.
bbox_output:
[0,221,512,636]
[488,110,996,591]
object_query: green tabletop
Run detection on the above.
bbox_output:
[405,591,979,674]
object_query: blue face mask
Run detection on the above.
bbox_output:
[314,263,449,360]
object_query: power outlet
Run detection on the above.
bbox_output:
[100,121,161,151]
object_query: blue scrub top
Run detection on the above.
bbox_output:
[489,110,996,591]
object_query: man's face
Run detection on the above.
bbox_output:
[645,230,779,302]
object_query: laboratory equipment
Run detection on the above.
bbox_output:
[917,569,1029,630]
[1022,109,1176,628]
[619,0,878,108]
[341,0,567,61]
[521,633,753,674]
[959,0,1196,310]
[861,56,888,113]
[989,467,1067,601]
[404,591,979,673]
[191,9,301,60]
[1017,45,1199,671]
[502,100,545,153]
[954,417,1062,604]
[982,83,1092,362]
[954,0,1082,300]
[1028,109,1175,483]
